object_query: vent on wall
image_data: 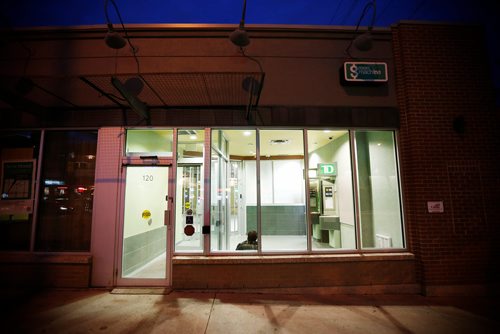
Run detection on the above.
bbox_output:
[178,130,197,136]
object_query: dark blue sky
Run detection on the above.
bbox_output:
[1,0,495,27]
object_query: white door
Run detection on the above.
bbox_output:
[117,165,172,286]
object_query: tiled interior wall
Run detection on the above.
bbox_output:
[122,226,166,276]
[246,205,306,235]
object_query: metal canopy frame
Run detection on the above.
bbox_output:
[0,72,265,124]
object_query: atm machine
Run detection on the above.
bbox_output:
[310,163,341,247]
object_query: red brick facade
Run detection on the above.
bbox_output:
[392,22,499,294]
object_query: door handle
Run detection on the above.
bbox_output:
[164,210,171,226]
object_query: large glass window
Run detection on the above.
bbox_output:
[210,129,257,252]
[0,131,40,251]
[259,130,307,252]
[307,130,356,250]
[175,129,204,253]
[36,131,97,251]
[355,131,404,249]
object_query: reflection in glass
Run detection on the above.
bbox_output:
[0,131,40,250]
[36,131,97,251]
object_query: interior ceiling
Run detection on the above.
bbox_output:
[213,129,346,157]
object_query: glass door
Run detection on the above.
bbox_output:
[118,165,171,286]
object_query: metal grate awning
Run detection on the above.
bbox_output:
[81,72,264,109]
[0,72,265,112]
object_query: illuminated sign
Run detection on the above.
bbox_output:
[317,163,337,176]
[344,62,388,82]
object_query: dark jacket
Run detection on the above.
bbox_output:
[236,240,258,250]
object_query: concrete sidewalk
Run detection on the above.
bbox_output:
[1,289,498,333]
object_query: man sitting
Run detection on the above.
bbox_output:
[236,230,258,250]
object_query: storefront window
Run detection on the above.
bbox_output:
[259,130,307,252]
[355,131,404,249]
[210,129,257,252]
[0,131,40,251]
[175,129,204,253]
[307,130,356,250]
[35,131,97,251]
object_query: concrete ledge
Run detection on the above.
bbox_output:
[176,283,422,295]
[0,253,92,264]
[173,253,417,291]
[173,252,415,265]
[424,284,492,297]
[0,253,92,288]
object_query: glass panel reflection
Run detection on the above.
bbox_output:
[36,131,97,251]
[0,131,40,251]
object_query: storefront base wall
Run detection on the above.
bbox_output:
[172,254,418,292]
[424,285,493,297]
[0,254,91,289]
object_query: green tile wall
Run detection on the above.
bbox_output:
[122,226,166,276]
[246,205,306,235]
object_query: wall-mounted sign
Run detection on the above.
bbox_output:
[142,210,151,219]
[343,62,388,82]
[184,224,195,236]
[427,201,444,213]
[317,163,337,177]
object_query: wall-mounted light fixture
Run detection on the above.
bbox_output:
[345,0,377,56]
[230,0,250,47]
[123,77,144,96]
[104,0,127,49]
[111,76,150,123]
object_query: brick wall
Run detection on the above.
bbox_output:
[392,22,499,294]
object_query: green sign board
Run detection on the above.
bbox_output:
[317,163,337,177]
[344,62,388,82]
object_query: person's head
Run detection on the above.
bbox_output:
[247,230,257,242]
